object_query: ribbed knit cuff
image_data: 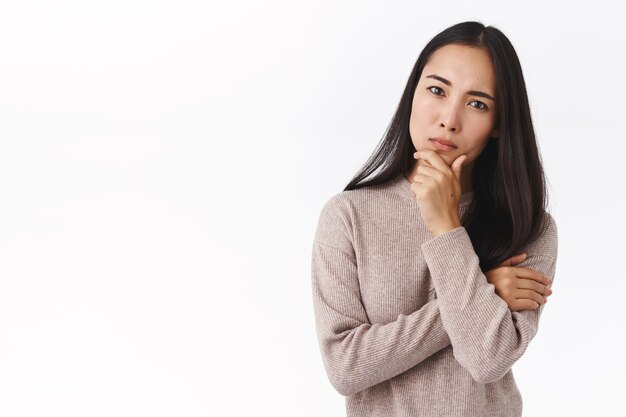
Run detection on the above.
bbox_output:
[421,226,472,262]
[420,226,484,303]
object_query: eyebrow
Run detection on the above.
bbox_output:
[426,74,496,102]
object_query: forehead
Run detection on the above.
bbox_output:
[422,44,496,92]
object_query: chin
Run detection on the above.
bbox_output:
[440,155,454,166]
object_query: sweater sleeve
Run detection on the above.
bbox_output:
[311,196,451,396]
[420,212,558,384]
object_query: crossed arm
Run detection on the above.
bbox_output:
[311,202,558,395]
[420,224,557,384]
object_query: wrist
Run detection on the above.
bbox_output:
[431,219,462,237]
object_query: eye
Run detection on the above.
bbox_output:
[470,100,488,110]
[427,86,444,96]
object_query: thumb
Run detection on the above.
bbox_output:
[451,155,467,182]
[498,252,527,267]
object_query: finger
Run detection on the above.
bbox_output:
[517,278,552,296]
[498,253,527,267]
[414,164,440,180]
[514,289,547,305]
[411,173,432,185]
[509,299,540,312]
[509,253,528,265]
[414,149,450,173]
[511,266,552,286]
[450,155,467,183]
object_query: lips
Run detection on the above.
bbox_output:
[429,138,457,148]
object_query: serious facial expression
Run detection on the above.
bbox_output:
[409,43,499,168]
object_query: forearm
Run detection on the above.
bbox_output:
[313,241,452,396]
[421,226,557,384]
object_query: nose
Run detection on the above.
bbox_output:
[439,101,461,132]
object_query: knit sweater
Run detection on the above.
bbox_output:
[310,174,558,417]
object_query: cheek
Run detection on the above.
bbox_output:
[478,112,497,134]
[410,97,436,130]
[466,118,497,145]
[414,96,436,120]
[464,134,493,162]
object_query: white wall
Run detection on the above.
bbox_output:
[0,1,623,416]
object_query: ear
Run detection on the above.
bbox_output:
[491,128,500,138]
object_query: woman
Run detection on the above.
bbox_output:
[311,21,558,416]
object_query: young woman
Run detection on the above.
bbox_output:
[311,21,558,416]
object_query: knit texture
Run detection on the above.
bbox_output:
[311,174,558,417]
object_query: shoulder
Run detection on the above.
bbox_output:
[314,183,388,248]
[317,182,387,221]
[522,210,558,260]
[314,191,357,248]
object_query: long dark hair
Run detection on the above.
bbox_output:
[344,21,550,271]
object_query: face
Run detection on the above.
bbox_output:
[409,44,499,170]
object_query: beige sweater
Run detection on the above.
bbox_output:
[310,174,558,417]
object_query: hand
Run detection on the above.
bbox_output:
[485,253,553,312]
[410,150,468,237]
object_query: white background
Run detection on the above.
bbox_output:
[1,1,624,416]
